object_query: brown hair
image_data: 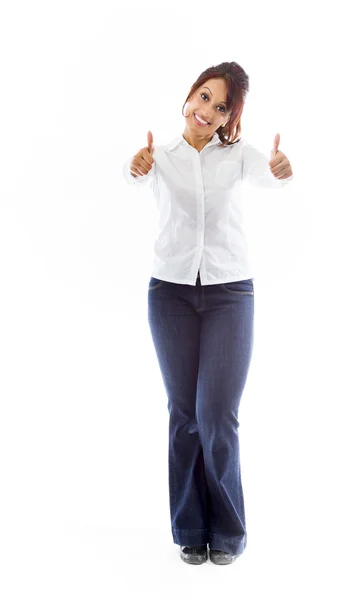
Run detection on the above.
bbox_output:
[181,61,249,146]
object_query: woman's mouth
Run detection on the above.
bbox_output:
[193,113,210,127]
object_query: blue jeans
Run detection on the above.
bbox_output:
[147,271,255,554]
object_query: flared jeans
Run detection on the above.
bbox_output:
[147,271,254,555]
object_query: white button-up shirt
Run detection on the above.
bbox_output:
[122,132,294,286]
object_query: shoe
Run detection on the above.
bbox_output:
[209,548,239,565]
[180,545,208,565]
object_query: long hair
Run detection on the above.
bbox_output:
[182,61,249,146]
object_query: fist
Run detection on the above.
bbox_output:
[130,131,155,177]
[268,133,293,180]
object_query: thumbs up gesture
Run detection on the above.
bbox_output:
[268,133,293,179]
[130,131,155,177]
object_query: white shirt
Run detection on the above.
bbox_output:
[122,132,294,286]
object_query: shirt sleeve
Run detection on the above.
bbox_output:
[122,148,157,187]
[242,139,294,188]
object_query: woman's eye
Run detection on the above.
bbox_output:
[200,93,226,112]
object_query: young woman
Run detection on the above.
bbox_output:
[123,61,293,565]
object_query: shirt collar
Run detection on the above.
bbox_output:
[164,132,222,153]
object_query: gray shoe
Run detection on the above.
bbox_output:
[180,545,208,565]
[209,548,239,565]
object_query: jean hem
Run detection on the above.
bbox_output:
[209,532,247,554]
[171,527,247,554]
[172,527,209,547]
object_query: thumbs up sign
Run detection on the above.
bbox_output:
[268,133,293,179]
[130,131,155,177]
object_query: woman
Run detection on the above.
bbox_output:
[122,61,293,566]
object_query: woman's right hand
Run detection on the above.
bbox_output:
[130,131,155,177]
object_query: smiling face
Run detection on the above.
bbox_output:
[183,77,230,150]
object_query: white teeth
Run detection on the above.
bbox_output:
[195,113,209,125]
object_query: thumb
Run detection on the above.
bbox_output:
[147,130,154,155]
[271,132,280,158]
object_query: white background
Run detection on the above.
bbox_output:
[1,1,337,598]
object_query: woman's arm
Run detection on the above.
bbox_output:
[242,139,294,188]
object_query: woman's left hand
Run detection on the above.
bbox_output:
[269,133,293,179]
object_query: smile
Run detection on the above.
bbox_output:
[194,113,210,126]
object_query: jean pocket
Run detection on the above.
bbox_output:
[221,278,254,296]
[148,277,165,291]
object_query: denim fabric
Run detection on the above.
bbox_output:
[147,271,255,555]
